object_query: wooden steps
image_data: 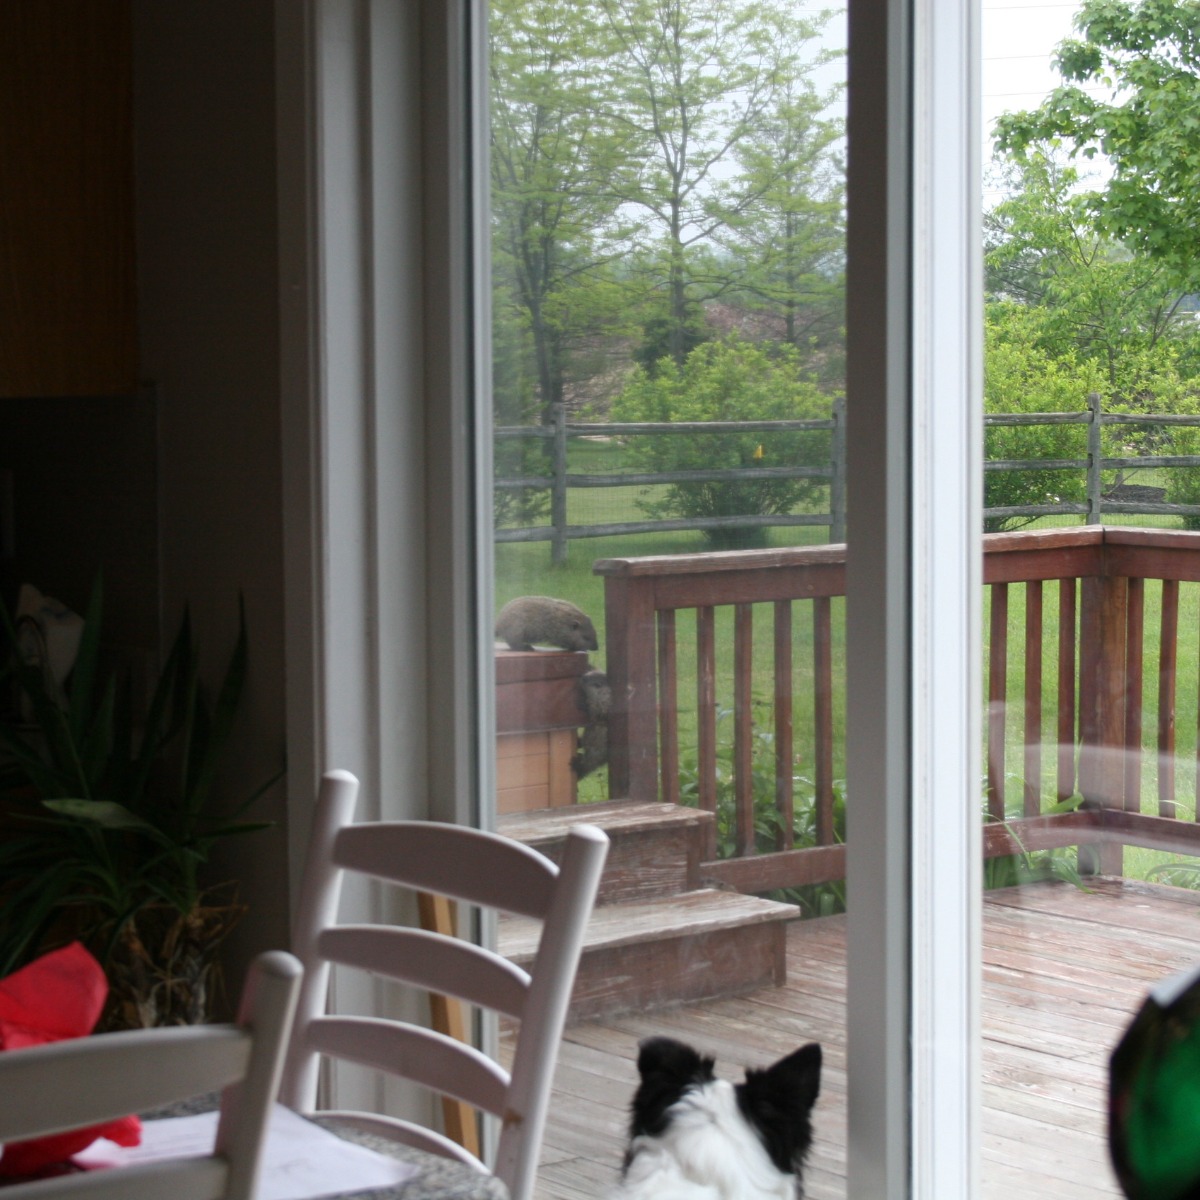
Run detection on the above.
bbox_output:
[498,800,799,1021]
[499,800,707,904]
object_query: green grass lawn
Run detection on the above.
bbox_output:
[494,444,1200,882]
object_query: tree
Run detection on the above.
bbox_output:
[598,0,835,366]
[723,62,845,366]
[610,337,834,548]
[994,0,1200,289]
[489,0,635,424]
[985,150,1200,409]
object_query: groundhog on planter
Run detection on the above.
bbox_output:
[494,596,599,652]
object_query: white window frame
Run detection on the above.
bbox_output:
[846,0,982,1193]
[276,0,493,1122]
[278,0,983,1191]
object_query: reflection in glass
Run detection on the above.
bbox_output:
[982,1,1200,1194]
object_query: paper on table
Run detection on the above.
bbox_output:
[72,1104,419,1200]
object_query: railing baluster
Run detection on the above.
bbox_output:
[1024,580,1043,817]
[658,608,680,807]
[773,601,794,851]
[734,603,755,857]
[988,582,1009,822]
[814,596,835,846]
[697,606,718,859]
[1078,572,1128,876]
[1124,578,1144,814]
[1159,578,1179,819]
[1057,578,1077,802]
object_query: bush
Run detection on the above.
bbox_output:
[610,337,835,549]
[984,305,1101,532]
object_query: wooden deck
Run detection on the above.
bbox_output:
[525,877,1200,1199]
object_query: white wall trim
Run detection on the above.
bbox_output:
[276,0,489,1125]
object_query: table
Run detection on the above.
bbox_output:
[145,1096,509,1200]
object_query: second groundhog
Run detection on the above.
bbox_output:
[495,596,599,652]
[572,668,611,780]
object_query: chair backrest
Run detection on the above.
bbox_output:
[279,769,609,1200]
[0,950,302,1200]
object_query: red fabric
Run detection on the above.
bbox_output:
[0,943,142,1176]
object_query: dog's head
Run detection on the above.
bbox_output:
[628,1037,822,1179]
[736,1042,823,1176]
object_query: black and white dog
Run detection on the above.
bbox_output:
[609,1036,823,1200]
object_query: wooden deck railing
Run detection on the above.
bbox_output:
[595,527,1200,894]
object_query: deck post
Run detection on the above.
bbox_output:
[601,570,658,802]
[1078,569,1127,875]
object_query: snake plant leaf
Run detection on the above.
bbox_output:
[42,798,161,835]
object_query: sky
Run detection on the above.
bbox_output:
[981,0,1115,204]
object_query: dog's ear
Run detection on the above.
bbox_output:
[737,1042,823,1175]
[629,1038,716,1138]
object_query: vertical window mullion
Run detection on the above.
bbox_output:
[845,0,914,1191]
[847,0,981,1194]
[910,0,983,1190]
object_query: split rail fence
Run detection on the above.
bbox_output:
[496,394,1200,562]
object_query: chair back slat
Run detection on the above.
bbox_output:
[0,1028,249,1141]
[332,822,558,919]
[304,1017,510,1116]
[316,926,530,1018]
[0,1156,230,1200]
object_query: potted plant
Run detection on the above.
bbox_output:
[0,581,278,1029]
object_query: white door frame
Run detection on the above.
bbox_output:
[279,0,983,1188]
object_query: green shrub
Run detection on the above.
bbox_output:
[984,305,1100,532]
[610,337,835,550]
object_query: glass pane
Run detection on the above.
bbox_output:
[488,1,848,1194]
[984,1,1200,1194]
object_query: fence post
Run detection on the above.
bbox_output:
[830,396,846,544]
[1086,391,1103,525]
[551,403,568,565]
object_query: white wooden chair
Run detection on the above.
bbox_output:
[0,949,302,1200]
[279,769,609,1200]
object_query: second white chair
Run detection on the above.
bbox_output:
[0,949,302,1200]
[279,769,609,1200]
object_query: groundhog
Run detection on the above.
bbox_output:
[494,596,599,652]
[572,668,611,780]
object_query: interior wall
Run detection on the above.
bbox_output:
[132,0,290,1004]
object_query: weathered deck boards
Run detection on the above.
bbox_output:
[524,877,1200,1199]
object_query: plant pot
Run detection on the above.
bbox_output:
[100,889,246,1030]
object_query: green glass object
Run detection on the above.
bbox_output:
[1110,962,1200,1200]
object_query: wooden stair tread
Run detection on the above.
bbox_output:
[500,888,798,962]
[498,800,711,846]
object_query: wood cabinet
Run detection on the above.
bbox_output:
[0,1,137,397]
